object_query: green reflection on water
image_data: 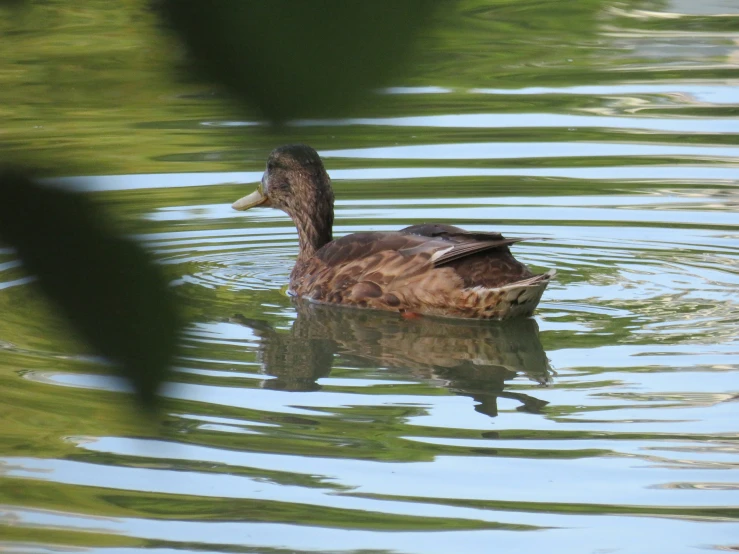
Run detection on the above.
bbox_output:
[2,0,739,551]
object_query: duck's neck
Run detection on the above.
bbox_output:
[291,203,333,265]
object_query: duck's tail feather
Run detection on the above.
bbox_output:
[463,269,555,319]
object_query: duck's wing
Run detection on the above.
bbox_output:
[399,224,527,267]
[296,232,445,303]
[317,230,528,272]
[316,232,429,267]
[429,237,526,267]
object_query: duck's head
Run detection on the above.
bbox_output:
[232,144,335,255]
[232,144,334,218]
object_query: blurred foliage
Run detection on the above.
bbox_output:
[158,0,448,121]
[0,171,180,408]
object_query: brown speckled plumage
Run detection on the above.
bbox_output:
[232,144,555,319]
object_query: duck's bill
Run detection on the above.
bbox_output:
[232,186,271,211]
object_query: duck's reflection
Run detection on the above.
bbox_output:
[231,301,552,417]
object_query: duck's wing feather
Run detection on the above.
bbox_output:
[316,232,433,267]
[298,232,445,302]
[398,223,527,267]
[430,238,525,267]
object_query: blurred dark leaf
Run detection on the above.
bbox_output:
[158,0,446,121]
[0,169,180,410]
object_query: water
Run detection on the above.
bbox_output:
[1,1,739,553]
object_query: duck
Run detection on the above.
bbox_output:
[232,144,555,319]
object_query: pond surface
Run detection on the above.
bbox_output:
[1,1,738,553]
